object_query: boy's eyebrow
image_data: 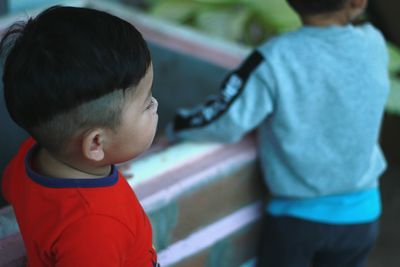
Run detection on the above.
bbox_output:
[146,88,152,100]
[142,88,152,106]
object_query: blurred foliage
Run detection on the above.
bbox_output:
[387,44,400,115]
[144,0,300,46]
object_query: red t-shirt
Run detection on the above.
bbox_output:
[2,138,158,267]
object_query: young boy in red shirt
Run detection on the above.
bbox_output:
[1,6,159,267]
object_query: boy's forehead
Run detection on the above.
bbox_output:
[127,66,153,98]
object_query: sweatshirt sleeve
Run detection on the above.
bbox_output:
[167,50,275,143]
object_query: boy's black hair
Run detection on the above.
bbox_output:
[287,0,349,16]
[0,6,151,151]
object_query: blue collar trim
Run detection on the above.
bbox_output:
[25,145,118,188]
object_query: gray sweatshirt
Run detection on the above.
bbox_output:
[168,23,390,198]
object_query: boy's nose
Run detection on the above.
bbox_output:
[152,97,159,113]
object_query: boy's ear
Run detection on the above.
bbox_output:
[82,129,105,162]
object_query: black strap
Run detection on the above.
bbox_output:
[173,50,264,131]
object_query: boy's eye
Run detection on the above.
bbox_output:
[146,98,154,110]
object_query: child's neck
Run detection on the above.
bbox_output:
[32,147,111,179]
[302,17,346,27]
[301,11,353,27]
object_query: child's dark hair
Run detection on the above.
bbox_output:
[0,6,151,152]
[287,0,349,16]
